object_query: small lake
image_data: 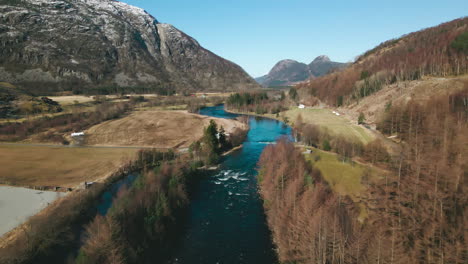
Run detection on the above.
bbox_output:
[164,105,292,264]
[0,186,66,237]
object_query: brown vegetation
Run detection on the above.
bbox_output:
[0,149,174,264]
[76,159,196,264]
[298,17,468,106]
[0,145,137,188]
[295,120,389,163]
[258,88,467,263]
[259,139,361,263]
[0,101,132,142]
[84,110,245,148]
[339,75,468,125]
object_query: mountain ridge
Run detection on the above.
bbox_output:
[0,0,259,94]
[297,17,468,106]
[256,56,347,87]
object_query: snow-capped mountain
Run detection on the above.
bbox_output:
[0,0,259,94]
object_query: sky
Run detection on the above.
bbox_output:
[121,0,468,78]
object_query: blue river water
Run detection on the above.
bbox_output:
[164,105,292,264]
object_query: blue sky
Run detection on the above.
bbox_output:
[121,0,468,77]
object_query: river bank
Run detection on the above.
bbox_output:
[162,104,291,263]
[0,149,175,263]
[1,104,282,264]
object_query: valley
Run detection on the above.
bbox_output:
[0,0,467,263]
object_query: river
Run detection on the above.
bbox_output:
[163,105,292,264]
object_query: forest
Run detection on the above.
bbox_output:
[297,17,468,106]
[76,159,197,264]
[255,20,468,260]
[258,85,467,263]
[0,149,177,264]
[225,91,289,114]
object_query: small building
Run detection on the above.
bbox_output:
[84,181,95,189]
[71,132,85,137]
[298,104,305,109]
[303,149,312,154]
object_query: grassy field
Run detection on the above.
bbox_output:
[233,107,375,144]
[302,146,385,221]
[0,145,137,188]
[85,110,245,148]
[282,108,374,144]
[47,95,97,105]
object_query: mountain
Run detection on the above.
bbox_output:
[266,18,468,264]
[308,55,346,77]
[0,0,259,95]
[255,59,310,87]
[256,56,346,87]
[298,17,468,106]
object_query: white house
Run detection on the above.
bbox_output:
[298,104,305,109]
[71,132,85,137]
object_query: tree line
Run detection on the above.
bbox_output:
[0,149,176,264]
[76,158,197,264]
[0,101,133,143]
[225,91,289,115]
[298,17,468,106]
[257,87,467,263]
[294,114,390,165]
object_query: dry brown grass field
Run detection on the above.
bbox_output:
[0,145,137,188]
[85,110,245,148]
[339,75,468,124]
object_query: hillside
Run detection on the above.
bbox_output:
[257,17,468,264]
[297,17,468,106]
[0,0,259,95]
[256,55,346,87]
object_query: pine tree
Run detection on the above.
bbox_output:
[358,112,366,124]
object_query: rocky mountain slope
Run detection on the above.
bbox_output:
[0,0,259,95]
[256,55,346,87]
[308,55,346,77]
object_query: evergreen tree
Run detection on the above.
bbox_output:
[218,126,228,151]
[289,87,298,101]
[202,120,220,164]
[358,112,366,124]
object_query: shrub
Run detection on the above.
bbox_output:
[322,139,331,151]
[451,31,468,53]
[358,112,366,124]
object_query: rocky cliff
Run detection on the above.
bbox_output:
[0,0,259,94]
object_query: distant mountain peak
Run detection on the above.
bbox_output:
[269,59,303,73]
[277,59,300,64]
[312,55,331,63]
[256,56,347,87]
